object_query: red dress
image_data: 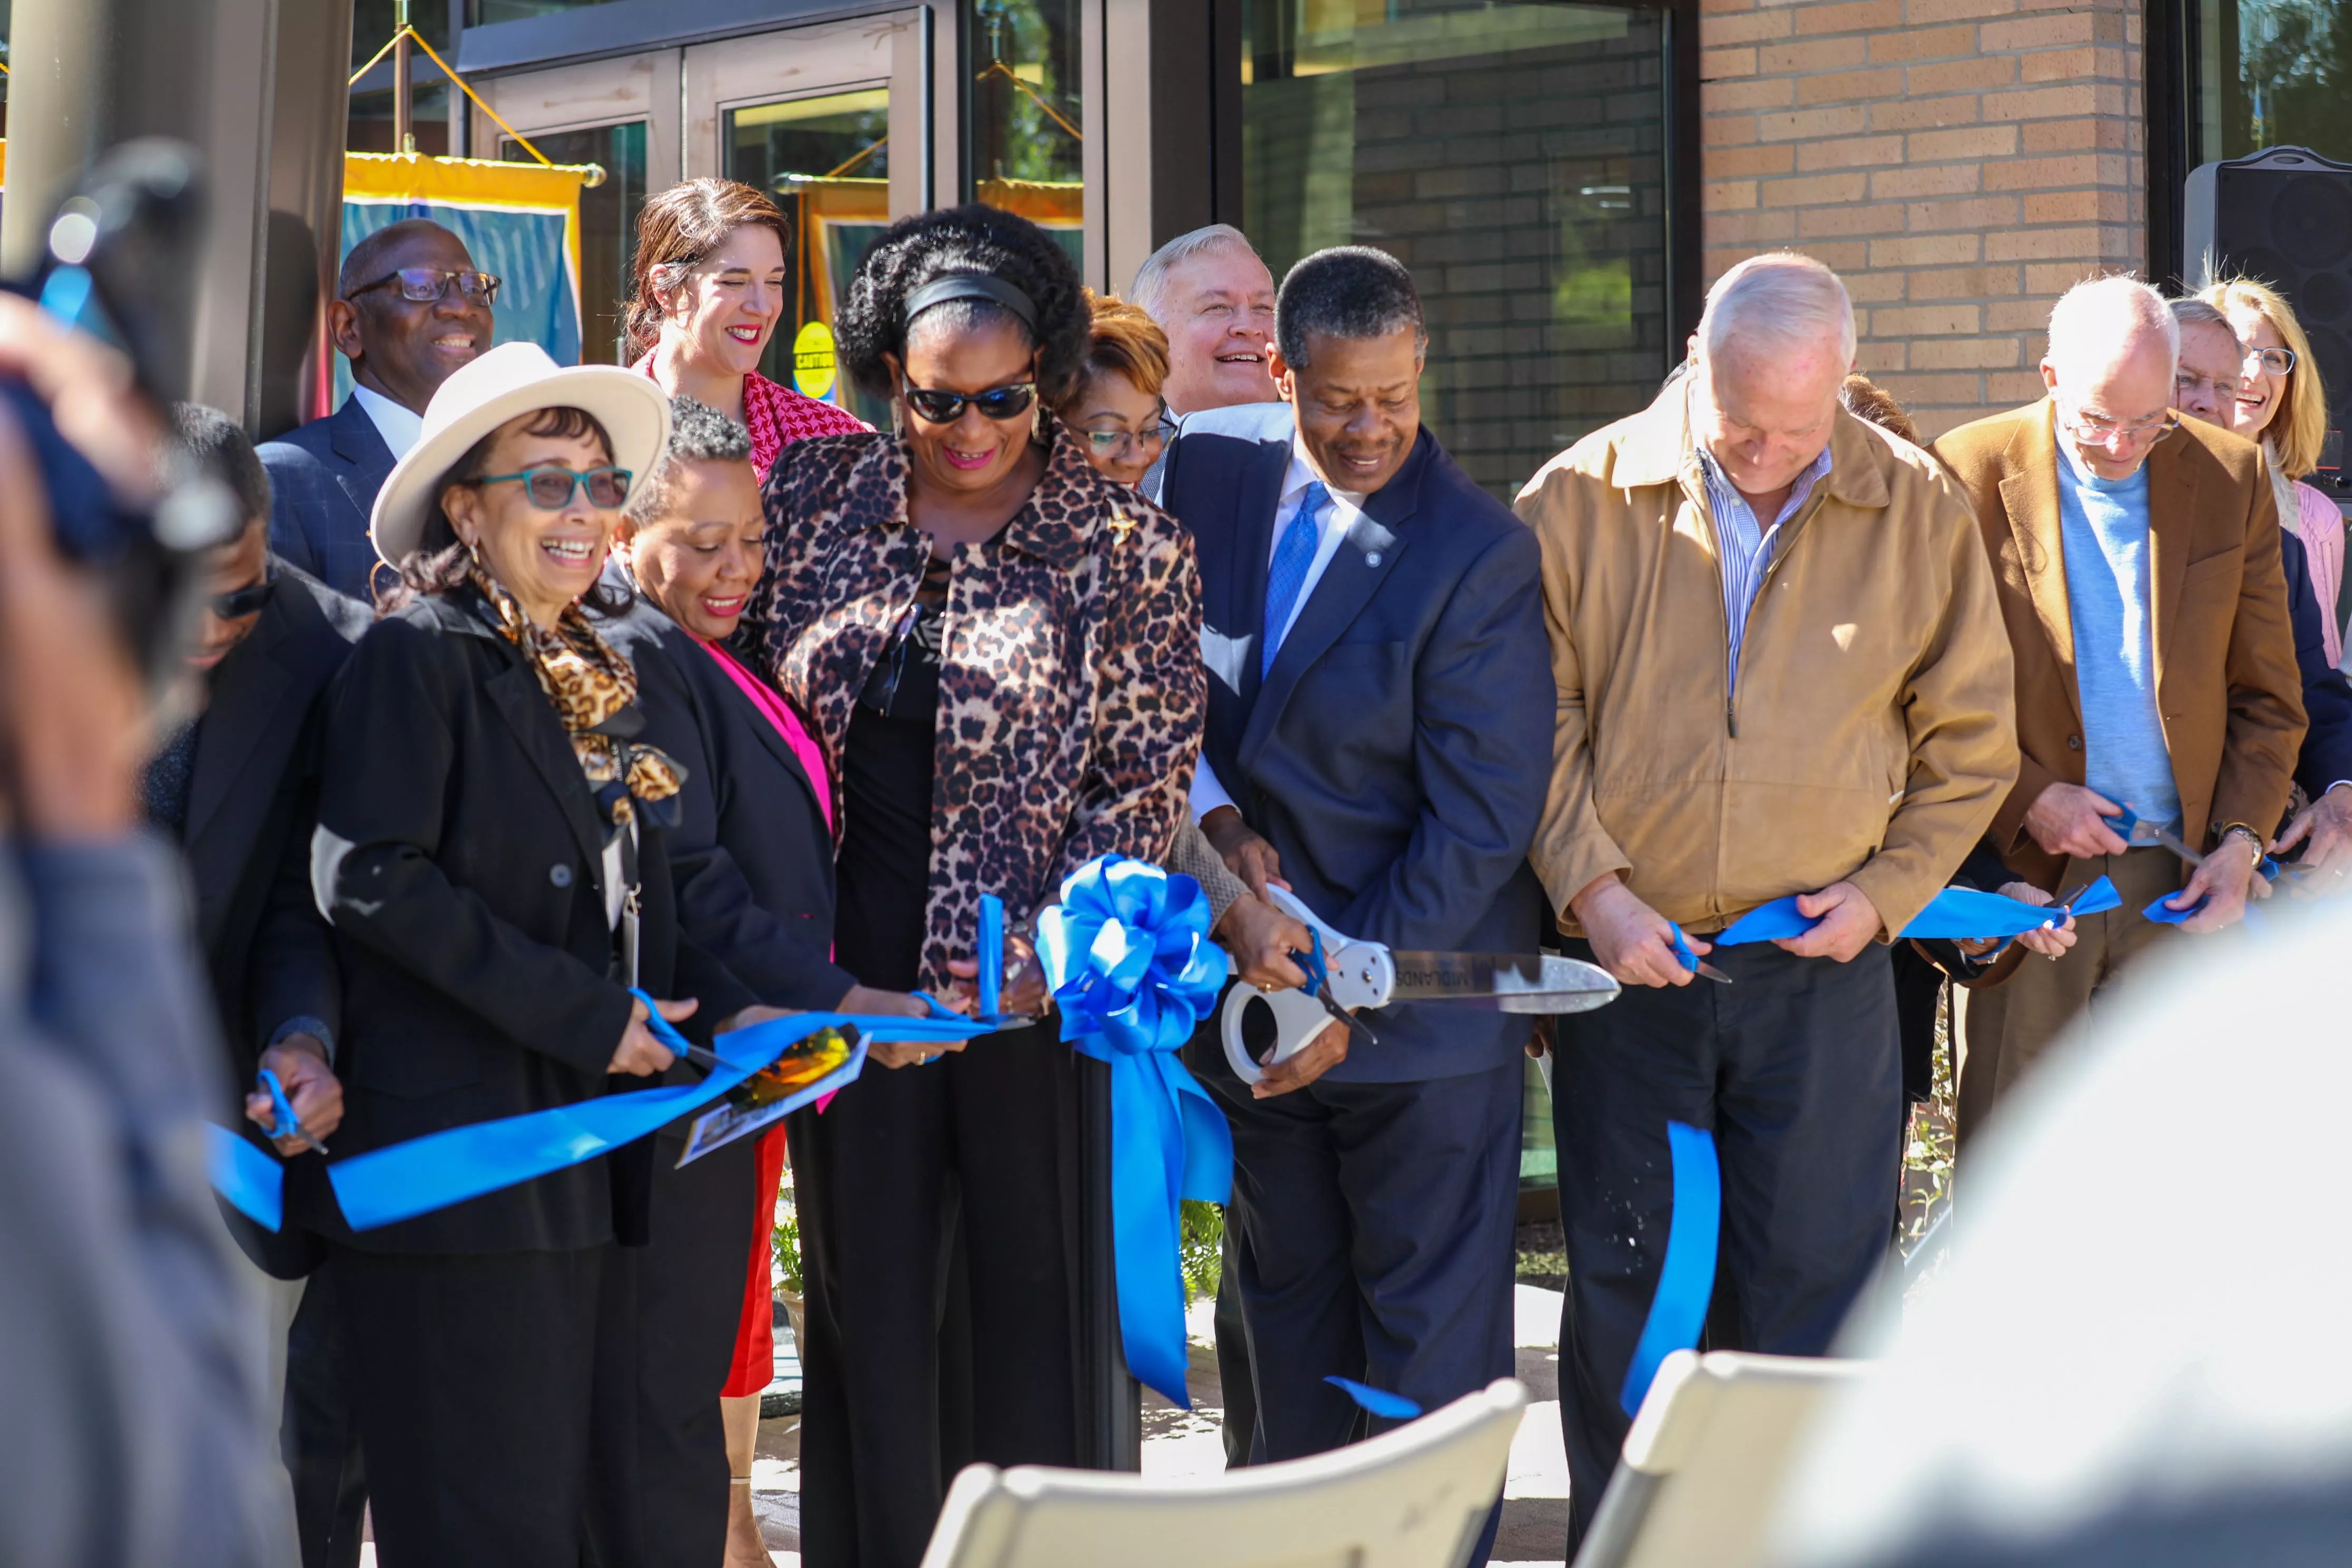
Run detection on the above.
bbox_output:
[632,349,867,1399]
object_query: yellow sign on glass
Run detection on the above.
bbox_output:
[793,320,838,401]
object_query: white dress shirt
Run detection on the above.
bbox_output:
[351,382,425,461]
[1192,431,1367,822]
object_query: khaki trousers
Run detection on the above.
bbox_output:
[1957,847,2182,1143]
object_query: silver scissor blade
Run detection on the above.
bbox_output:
[1384,952,1620,1014]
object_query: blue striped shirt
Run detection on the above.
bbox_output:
[1694,442,1833,700]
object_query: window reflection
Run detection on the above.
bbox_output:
[501,122,649,365]
[2203,0,2352,163]
[964,0,1085,271]
[1242,0,1672,500]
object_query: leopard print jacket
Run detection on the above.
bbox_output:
[752,427,1204,993]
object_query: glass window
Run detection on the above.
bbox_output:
[964,0,1085,270]
[349,0,455,156]
[469,0,628,23]
[1243,0,1672,501]
[724,90,895,425]
[2200,0,2352,163]
[501,122,649,365]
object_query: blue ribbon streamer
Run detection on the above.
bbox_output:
[207,1124,286,1232]
[1715,877,2125,947]
[1620,1120,1721,1419]
[1327,1376,1423,1421]
[307,1008,983,1232]
[1035,853,1233,1410]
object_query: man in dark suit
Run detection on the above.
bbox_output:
[1161,248,1551,1565]
[257,218,494,601]
[159,407,373,1568]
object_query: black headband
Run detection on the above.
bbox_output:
[904,273,1038,332]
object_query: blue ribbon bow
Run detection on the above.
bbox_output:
[1034,854,1233,1410]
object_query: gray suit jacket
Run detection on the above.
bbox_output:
[258,397,397,603]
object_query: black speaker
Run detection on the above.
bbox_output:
[2185,145,2352,492]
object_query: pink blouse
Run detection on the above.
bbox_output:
[2293,478,2344,669]
[693,635,834,834]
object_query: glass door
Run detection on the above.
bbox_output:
[685,13,929,424]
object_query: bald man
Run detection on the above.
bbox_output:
[258,219,495,600]
[1934,276,2304,1140]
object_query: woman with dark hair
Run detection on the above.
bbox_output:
[1053,288,1177,488]
[626,177,868,471]
[310,342,758,1567]
[753,204,1204,1565]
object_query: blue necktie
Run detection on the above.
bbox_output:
[1261,481,1327,678]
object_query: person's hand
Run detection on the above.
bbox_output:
[0,396,148,838]
[1526,1014,1556,1060]
[1568,873,1696,987]
[836,985,965,1069]
[2272,784,2352,894]
[242,1034,344,1155]
[716,1003,795,1035]
[1951,883,2077,960]
[945,929,1051,1020]
[611,995,698,1076]
[1252,1017,1348,1098]
[1776,880,1883,961]
[2171,833,2262,933]
[1213,892,1313,992]
[0,292,164,505]
[2024,782,2130,860]
[1201,806,1289,899]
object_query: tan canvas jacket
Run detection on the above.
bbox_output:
[1932,398,2305,893]
[1515,384,2019,939]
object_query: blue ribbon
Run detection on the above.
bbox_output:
[1034,854,1233,1410]
[1327,1376,1423,1422]
[1620,1120,1721,1419]
[1714,877,2125,946]
[207,1124,286,1231]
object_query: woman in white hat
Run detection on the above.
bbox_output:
[306,342,760,1567]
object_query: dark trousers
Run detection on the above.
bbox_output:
[1213,1227,1257,1467]
[283,1265,366,1568]
[1553,939,1899,1552]
[1890,939,1945,1113]
[588,1131,760,1567]
[332,1242,607,1568]
[787,1022,1081,1568]
[1200,1050,1522,1565]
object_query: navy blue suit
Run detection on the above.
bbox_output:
[2281,528,2352,802]
[1162,420,1549,1561]
[259,398,397,604]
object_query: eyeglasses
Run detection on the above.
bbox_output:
[2175,370,2237,406]
[470,466,633,509]
[347,268,502,307]
[900,378,1037,425]
[2246,345,2298,376]
[2056,406,2180,448]
[210,577,275,619]
[1073,410,1177,462]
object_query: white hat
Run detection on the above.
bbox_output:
[368,341,673,567]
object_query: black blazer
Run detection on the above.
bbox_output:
[180,561,371,1075]
[258,398,397,603]
[1161,425,1552,1082]
[312,586,754,1254]
[600,590,856,1010]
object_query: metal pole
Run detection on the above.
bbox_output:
[393,1,415,155]
[1077,1054,1142,1469]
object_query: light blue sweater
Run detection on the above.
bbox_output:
[2057,446,2180,826]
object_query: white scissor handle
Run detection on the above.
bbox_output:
[1218,887,1394,1084]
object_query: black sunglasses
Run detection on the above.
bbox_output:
[348,267,502,307]
[900,378,1037,425]
[211,577,275,619]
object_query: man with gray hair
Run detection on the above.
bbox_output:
[1131,223,1281,417]
[1518,250,2017,1550]
[1934,276,2302,1140]
[1162,246,1551,1565]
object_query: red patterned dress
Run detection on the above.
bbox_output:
[634,349,868,1399]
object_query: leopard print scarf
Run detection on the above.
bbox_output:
[468,565,683,826]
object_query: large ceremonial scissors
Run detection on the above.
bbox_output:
[1219,885,1619,1084]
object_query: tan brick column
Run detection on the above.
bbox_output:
[1698,0,2144,436]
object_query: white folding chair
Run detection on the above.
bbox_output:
[1571,1350,1864,1568]
[918,1377,1528,1568]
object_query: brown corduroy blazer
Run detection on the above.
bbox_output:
[1931,398,2305,894]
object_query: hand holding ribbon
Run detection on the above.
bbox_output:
[1035,854,1233,1410]
[1714,877,2124,947]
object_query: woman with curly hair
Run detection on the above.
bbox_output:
[752,205,1204,1565]
[625,177,868,471]
[1053,289,1177,487]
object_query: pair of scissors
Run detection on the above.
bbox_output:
[257,1067,329,1156]
[1666,922,1733,984]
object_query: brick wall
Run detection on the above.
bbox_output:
[1699,0,2144,437]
